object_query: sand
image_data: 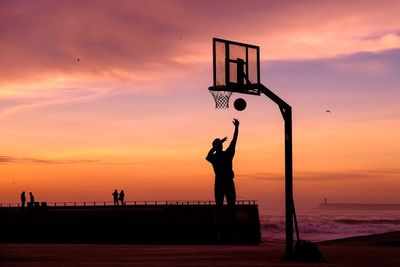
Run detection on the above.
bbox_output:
[1,231,399,266]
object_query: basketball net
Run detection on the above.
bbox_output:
[209,90,232,109]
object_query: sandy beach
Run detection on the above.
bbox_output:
[1,231,399,267]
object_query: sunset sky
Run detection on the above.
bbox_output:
[1,0,399,210]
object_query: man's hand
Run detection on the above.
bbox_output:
[221,136,228,143]
[232,118,240,127]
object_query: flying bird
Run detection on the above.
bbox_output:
[326,110,331,113]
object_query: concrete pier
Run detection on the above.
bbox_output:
[0,202,261,244]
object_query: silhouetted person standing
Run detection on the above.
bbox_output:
[20,191,26,208]
[112,189,119,206]
[119,190,125,206]
[29,192,35,206]
[206,119,239,207]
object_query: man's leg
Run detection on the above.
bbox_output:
[214,181,225,223]
[226,180,236,206]
[214,182,224,206]
[214,181,225,240]
[225,180,237,239]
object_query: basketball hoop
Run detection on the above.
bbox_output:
[209,38,260,109]
[209,87,232,109]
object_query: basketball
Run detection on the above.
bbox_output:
[233,98,247,111]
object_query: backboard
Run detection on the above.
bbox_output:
[210,38,260,95]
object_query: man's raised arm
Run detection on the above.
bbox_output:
[227,119,239,153]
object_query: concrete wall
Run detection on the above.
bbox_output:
[0,205,261,244]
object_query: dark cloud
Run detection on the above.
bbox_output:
[0,155,144,165]
[266,48,400,89]
[0,155,99,164]
[239,172,283,181]
[262,48,400,117]
[240,168,400,182]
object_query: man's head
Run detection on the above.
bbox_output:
[212,138,223,152]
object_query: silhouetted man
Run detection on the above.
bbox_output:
[119,190,125,206]
[29,192,35,205]
[20,191,26,208]
[112,189,119,206]
[206,119,239,207]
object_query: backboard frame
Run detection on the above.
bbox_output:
[210,38,261,96]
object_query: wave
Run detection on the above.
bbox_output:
[335,219,400,225]
[263,223,283,231]
[259,210,400,242]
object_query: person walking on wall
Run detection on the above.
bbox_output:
[119,190,125,206]
[20,191,26,208]
[112,189,119,206]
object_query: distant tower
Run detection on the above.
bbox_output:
[324,198,328,205]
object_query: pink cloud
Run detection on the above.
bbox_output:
[1,0,400,89]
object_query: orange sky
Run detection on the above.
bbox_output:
[1,0,400,211]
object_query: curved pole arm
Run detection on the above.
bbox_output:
[258,83,291,117]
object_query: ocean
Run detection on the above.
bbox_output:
[260,208,400,242]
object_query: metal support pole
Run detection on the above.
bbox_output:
[259,84,294,258]
[283,106,294,258]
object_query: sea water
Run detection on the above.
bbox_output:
[260,208,400,242]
